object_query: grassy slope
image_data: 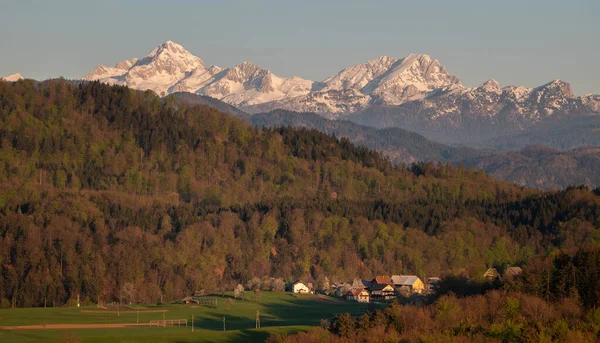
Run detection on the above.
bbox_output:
[0,292,384,342]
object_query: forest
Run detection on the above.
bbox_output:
[0,79,599,312]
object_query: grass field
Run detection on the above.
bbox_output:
[0,292,386,342]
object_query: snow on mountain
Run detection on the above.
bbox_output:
[1,73,24,81]
[85,41,204,95]
[362,54,461,105]
[321,56,398,92]
[85,42,315,104]
[84,41,463,113]
[83,41,599,126]
[198,61,314,107]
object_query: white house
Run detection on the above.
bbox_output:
[291,280,310,294]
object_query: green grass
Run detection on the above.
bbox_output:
[0,292,386,342]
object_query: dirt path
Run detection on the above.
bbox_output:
[0,323,152,330]
[80,309,168,313]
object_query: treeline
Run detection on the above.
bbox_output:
[268,291,600,343]
[0,80,599,308]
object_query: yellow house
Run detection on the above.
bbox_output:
[391,275,425,294]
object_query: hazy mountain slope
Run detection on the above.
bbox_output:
[473,116,600,151]
[250,109,600,190]
[459,146,600,190]
[250,110,482,165]
[170,92,249,119]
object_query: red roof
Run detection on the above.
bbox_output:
[346,288,368,297]
[373,275,392,285]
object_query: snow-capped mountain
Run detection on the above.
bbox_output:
[1,73,24,82]
[85,41,315,102]
[85,41,600,142]
[84,41,461,113]
[347,78,600,144]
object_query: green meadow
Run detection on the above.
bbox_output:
[0,292,385,342]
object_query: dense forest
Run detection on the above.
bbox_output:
[0,79,599,310]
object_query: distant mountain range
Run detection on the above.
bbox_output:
[85,41,600,146]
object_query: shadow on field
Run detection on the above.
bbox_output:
[256,294,373,327]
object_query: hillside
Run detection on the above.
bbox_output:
[1,79,599,309]
[250,109,600,190]
[250,110,482,165]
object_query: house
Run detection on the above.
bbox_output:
[372,275,392,285]
[504,266,523,278]
[344,288,370,303]
[483,268,499,280]
[291,280,311,294]
[180,296,199,304]
[361,279,372,290]
[370,283,396,300]
[392,275,425,294]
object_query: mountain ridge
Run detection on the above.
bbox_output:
[84,41,600,146]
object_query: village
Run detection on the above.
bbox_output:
[287,265,523,304]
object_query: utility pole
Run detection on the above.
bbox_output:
[192,314,194,332]
[137,308,139,323]
[256,310,260,329]
[44,298,46,309]
[223,316,226,331]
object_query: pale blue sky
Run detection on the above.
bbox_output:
[1,0,598,94]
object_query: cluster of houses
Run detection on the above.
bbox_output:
[289,266,523,303]
[290,274,441,303]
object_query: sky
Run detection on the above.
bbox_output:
[1,0,598,95]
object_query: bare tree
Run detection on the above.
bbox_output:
[247,277,262,290]
[271,278,285,292]
[122,283,136,304]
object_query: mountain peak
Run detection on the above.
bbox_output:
[537,79,573,98]
[478,79,501,93]
[1,73,24,81]
[366,56,398,67]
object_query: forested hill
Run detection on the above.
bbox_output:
[0,79,599,308]
[250,109,600,190]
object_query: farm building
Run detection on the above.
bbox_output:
[344,288,370,303]
[392,275,425,294]
[483,268,499,280]
[291,280,311,294]
[370,283,395,300]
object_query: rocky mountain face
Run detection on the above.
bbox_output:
[85,41,600,145]
[347,79,600,144]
